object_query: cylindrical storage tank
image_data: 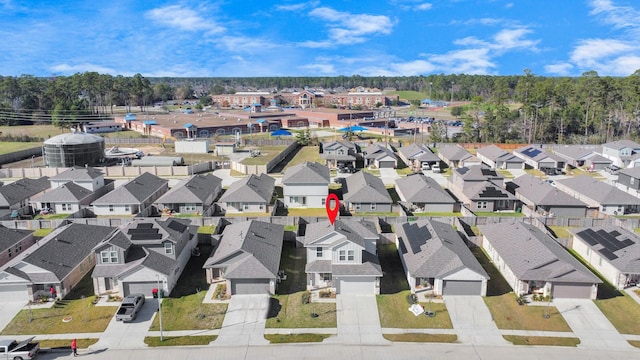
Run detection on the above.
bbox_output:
[43,132,105,167]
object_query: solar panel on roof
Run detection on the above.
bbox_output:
[137,223,154,229]
[595,230,620,252]
[127,228,159,234]
[622,239,635,247]
[577,229,599,246]
[478,187,509,198]
[521,148,542,158]
[481,168,498,176]
[598,248,618,261]
[130,233,163,240]
[167,221,187,233]
[610,230,621,237]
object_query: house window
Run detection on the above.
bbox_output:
[301,197,306,205]
[109,205,114,212]
[322,198,326,206]
[164,243,174,254]
[354,203,361,211]
[184,204,196,211]
[316,247,323,258]
[101,251,118,263]
[347,250,355,261]
[631,178,635,185]
[339,250,346,261]
[370,203,376,210]
[8,248,12,258]
[124,204,130,212]
[61,203,68,211]
[244,204,249,210]
[337,149,344,155]
[477,201,488,209]
[321,273,332,281]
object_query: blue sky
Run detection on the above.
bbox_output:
[1,0,640,78]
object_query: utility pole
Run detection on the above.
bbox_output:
[450,81,455,104]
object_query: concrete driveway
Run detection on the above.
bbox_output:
[444,296,510,346]
[328,294,387,345]
[213,294,270,346]
[378,168,399,186]
[0,301,26,334]
[91,297,159,350]
[553,299,632,350]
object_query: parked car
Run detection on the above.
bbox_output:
[605,165,621,174]
[116,294,145,322]
[0,337,40,360]
[432,163,442,173]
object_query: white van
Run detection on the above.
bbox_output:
[421,162,430,170]
[432,163,442,173]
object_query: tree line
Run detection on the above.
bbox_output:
[1,70,639,144]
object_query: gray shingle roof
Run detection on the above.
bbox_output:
[618,167,640,178]
[479,222,600,283]
[463,181,517,201]
[342,171,392,204]
[510,174,587,207]
[571,226,640,274]
[155,174,222,205]
[476,145,513,162]
[553,145,600,161]
[363,144,397,162]
[398,143,439,162]
[282,161,330,184]
[203,220,284,279]
[0,177,50,207]
[92,172,168,205]
[303,219,378,248]
[395,219,488,279]
[21,223,115,282]
[556,175,640,206]
[602,139,640,151]
[454,165,504,182]
[33,182,93,203]
[0,225,33,253]
[395,174,456,204]
[323,140,356,151]
[49,166,104,181]
[218,173,275,203]
[438,144,473,162]
[514,145,564,163]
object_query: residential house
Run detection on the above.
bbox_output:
[615,167,640,198]
[437,144,481,169]
[600,139,640,168]
[555,175,640,216]
[394,173,457,213]
[321,140,358,168]
[449,165,519,212]
[395,219,489,296]
[282,161,330,208]
[362,144,397,168]
[553,145,610,170]
[31,182,95,214]
[0,177,50,218]
[217,173,275,214]
[0,226,34,268]
[154,174,222,215]
[303,219,382,295]
[342,171,393,213]
[0,223,116,302]
[203,220,284,295]
[91,218,197,297]
[507,174,588,217]
[49,166,105,191]
[475,145,523,170]
[513,145,565,172]
[480,222,601,299]
[571,226,640,290]
[397,143,440,171]
[92,172,169,216]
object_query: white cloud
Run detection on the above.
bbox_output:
[505,3,514,8]
[50,63,118,75]
[145,5,224,33]
[429,48,496,74]
[589,0,640,32]
[570,38,634,64]
[211,35,280,53]
[308,7,394,44]
[276,2,319,12]
[544,62,573,75]
[299,63,336,75]
[391,60,436,75]
[415,3,433,11]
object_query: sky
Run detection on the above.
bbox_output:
[1,0,640,78]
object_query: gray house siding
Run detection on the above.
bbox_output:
[617,173,640,191]
[349,202,392,213]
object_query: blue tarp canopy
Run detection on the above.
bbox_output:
[271,129,292,136]
[184,123,196,128]
[124,113,137,121]
[256,118,267,123]
[143,120,157,125]
[339,125,368,132]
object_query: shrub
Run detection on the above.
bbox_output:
[301,291,311,304]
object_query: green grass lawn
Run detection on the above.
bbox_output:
[474,211,524,217]
[264,333,330,343]
[286,208,328,217]
[497,170,515,179]
[0,124,65,139]
[413,212,462,217]
[383,333,458,343]
[34,228,54,237]
[197,225,216,234]
[282,146,323,171]
[547,226,573,238]
[34,213,69,220]
[0,142,42,155]
[144,335,216,347]
[503,335,580,347]
[266,242,337,328]
[38,338,99,349]
[0,274,115,335]
[396,167,416,176]
[240,145,288,165]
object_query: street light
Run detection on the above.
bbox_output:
[157,274,164,341]
[429,82,433,102]
[450,81,455,104]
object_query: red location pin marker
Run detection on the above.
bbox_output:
[325,193,339,225]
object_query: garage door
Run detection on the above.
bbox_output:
[378,161,395,168]
[442,280,482,296]
[0,284,29,302]
[231,279,270,294]
[338,277,374,295]
[505,162,522,170]
[552,283,593,299]
[123,282,157,297]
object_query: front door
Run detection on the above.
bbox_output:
[105,278,112,291]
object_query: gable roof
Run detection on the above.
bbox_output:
[33,182,93,203]
[155,174,222,204]
[395,174,456,204]
[303,218,378,248]
[602,139,640,151]
[438,144,473,162]
[218,173,275,203]
[342,171,392,204]
[479,222,600,284]
[20,223,115,281]
[0,177,50,207]
[203,220,284,278]
[323,140,356,151]
[454,165,504,182]
[92,172,167,205]
[556,175,640,206]
[363,144,397,161]
[553,145,600,161]
[282,161,330,185]
[0,225,33,253]
[510,174,587,207]
[49,166,104,181]
[476,145,523,164]
[572,226,640,274]
[396,219,488,279]
[398,143,439,162]
[463,181,517,201]
[514,145,564,163]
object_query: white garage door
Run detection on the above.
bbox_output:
[232,279,270,294]
[442,280,483,296]
[123,282,157,297]
[552,283,593,299]
[0,284,29,302]
[338,277,374,295]
[378,161,396,168]
[505,162,522,170]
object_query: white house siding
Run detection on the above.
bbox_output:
[51,178,104,192]
[482,238,523,295]
[572,237,626,289]
[119,268,170,298]
[93,204,137,216]
[283,184,327,208]
[422,203,455,213]
[337,276,377,295]
[332,242,363,264]
[53,203,80,214]
[221,202,268,214]
[441,268,488,296]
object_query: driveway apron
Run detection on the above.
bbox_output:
[444,296,510,345]
[329,295,388,345]
[553,299,632,350]
[213,294,270,346]
[91,297,158,350]
[378,168,399,186]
